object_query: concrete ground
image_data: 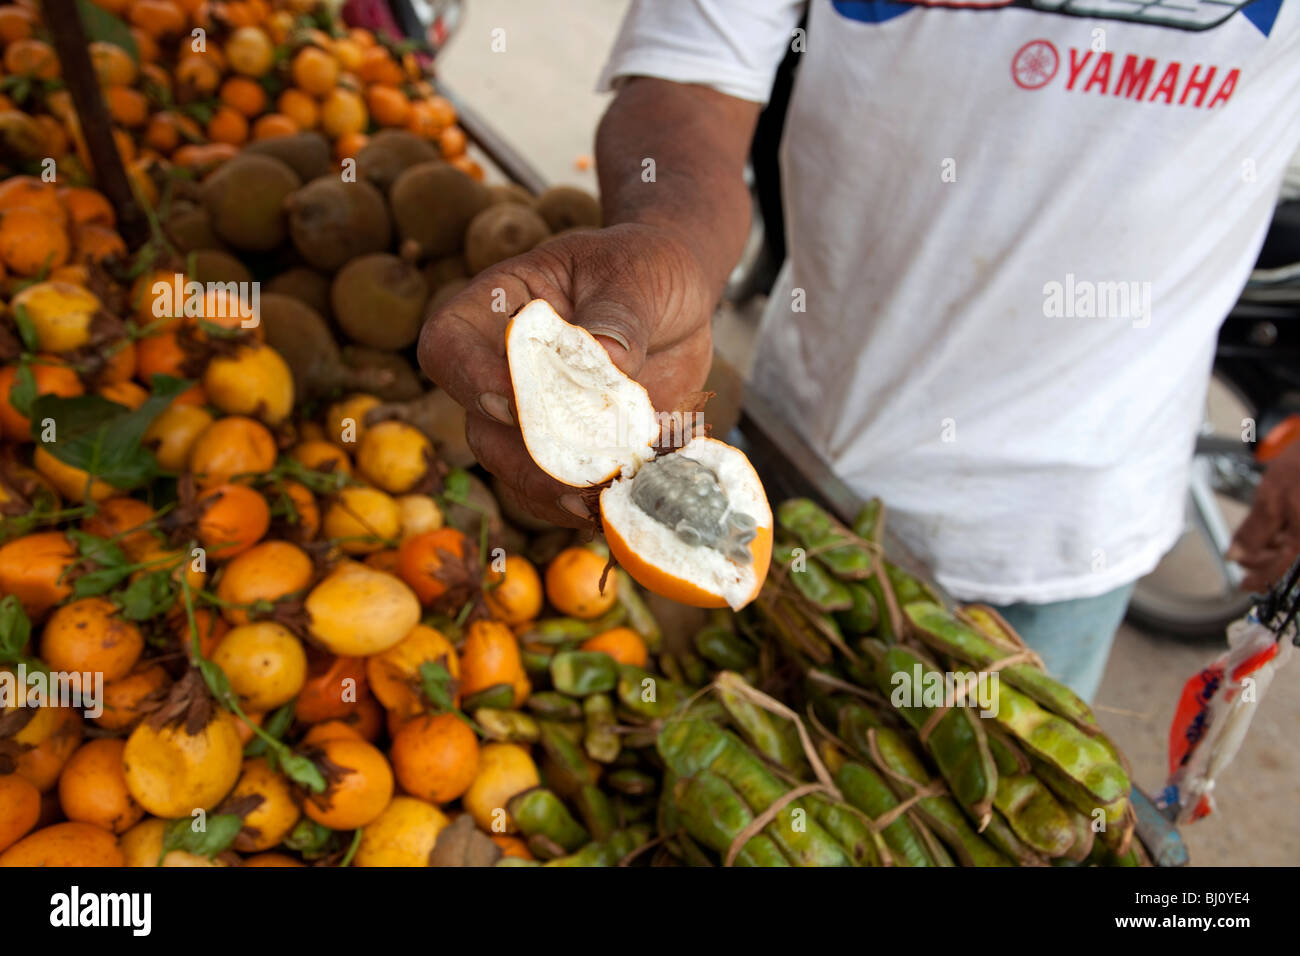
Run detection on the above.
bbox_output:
[435,0,1297,866]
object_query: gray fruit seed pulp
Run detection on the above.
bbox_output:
[628,455,757,564]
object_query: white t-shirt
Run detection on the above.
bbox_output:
[600,0,1300,603]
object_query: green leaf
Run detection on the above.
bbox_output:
[116,570,177,621]
[29,375,191,489]
[71,565,132,598]
[67,528,128,569]
[419,659,457,713]
[279,753,327,794]
[159,813,243,861]
[11,304,39,352]
[0,595,32,661]
[74,0,139,63]
[443,468,470,504]
[198,657,234,707]
[284,818,333,857]
[244,698,296,759]
[8,363,36,419]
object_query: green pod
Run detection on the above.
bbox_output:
[715,673,807,776]
[658,768,682,836]
[608,768,658,797]
[851,498,883,543]
[656,716,732,778]
[550,651,618,696]
[538,721,600,798]
[836,582,879,636]
[885,563,940,606]
[606,823,654,862]
[614,794,655,825]
[521,648,554,678]
[673,772,791,867]
[543,841,614,867]
[905,602,1095,730]
[833,761,936,867]
[994,772,1077,859]
[524,606,627,646]
[526,691,582,721]
[658,652,689,687]
[838,709,1008,867]
[679,651,709,687]
[982,811,1049,866]
[990,681,1130,807]
[693,623,758,671]
[508,788,589,853]
[612,568,662,652]
[772,542,855,611]
[776,498,874,579]
[461,682,515,712]
[582,694,620,764]
[872,644,997,824]
[1063,808,1097,863]
[1030,756,1129,825]
[474,707,541,743]
[617,665,686,720]
[575,783,617,842]
[864,577,897,643]
[805,792,880,866]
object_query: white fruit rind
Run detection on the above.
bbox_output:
[507,299,658,486]
[601,437,771,610]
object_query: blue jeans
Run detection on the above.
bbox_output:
[987,583,1135,703]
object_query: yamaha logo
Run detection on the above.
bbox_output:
[1011,39,1059,89]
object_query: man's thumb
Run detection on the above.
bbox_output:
[572,297,649,378]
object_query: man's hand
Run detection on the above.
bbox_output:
[1228,439,1300,592]
[417,223,715,527]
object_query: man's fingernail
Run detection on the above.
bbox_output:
[1225,544,1244,562]
[479,393,513,425]
[559,494,590,518]
[590,327,630,351]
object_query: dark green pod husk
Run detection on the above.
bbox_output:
[508,788,589,853]
[776,498,874,580]
[526,691,582,720]
[673,772,791,867]
[550,650,619,696]
[474,707,541,743]
[461,682,515,711]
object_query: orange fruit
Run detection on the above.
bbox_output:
[276,88,318,130]
[320,88,366,138]
[59,187,116,227]
[225,25,274,76]
[291,46,338,96]
[437,125,467,159]
[34,116,69,159]
[580,626,648,668]
[302,738,393,829]
[130,26,159,63]
[99,379,147,408]
[219,75,267,117]
[95,663,172,732]
[214,540,314,625]
[296,653,369,725]
[396,527,468,604]
[80,497,157,559]
[89,41,137,86]
[74,223,127,264]
[0,6,35,45]
[459,619,528,705]
[127,0,186,37]
[133,329,188,381]
[0,774,40,854]
[0,821,123,867]
[172,142,240,171]
[450,155,485,181]
[390,712,479,804]
[58,738,144,834]
[206,105,249,145]
[545,546,617,620]
[0,176,66,222]
[490,834,534,861]
[365,623,459,718]
[189,415,277,487]
[196,482,271,559]
[42,597,144,681]
[367,85,411,127]
[172,606,228,660]
[278,479,320,541]
[358,46,402,85]
[175,53,222,95]
[462,743,539,833]
[142,403,214,472]
[484,554,543,625]
[0,360,84,441]
[333,130,367,161]
[332,37,363,71]
[104,86,149,126]
[291,439,352,476]
[0,207,70,276]
[251,112,298,140]
[3,38,59,79]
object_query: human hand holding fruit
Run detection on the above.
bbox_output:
[417,223,716,527]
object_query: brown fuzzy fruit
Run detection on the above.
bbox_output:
[388,161,490,260]
[422,254,467,292]
[356,130,439,194]
[189,248,252,286]
[533,185,602,233]
[486,182,534,206]
[164,203,226,253]
[463,203,551,274]
[242,132,333,184]
[260,292,402,400]
[331,253,428,349]
[200,153,301,252]
[340,346,423,401]
[265,267,332,319]
[284,176,392,272]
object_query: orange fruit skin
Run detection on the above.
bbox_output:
[296,653,369,725]
[0,206,70,276]
[0,530,76,619]
[490,834,534,860]
[58,738,144,834]
[396,527,468,604]
[602,513,773,611]
[41,596,144,681]
[14,708,83,792]
[580,626,648,669]
[0,361,84,440]
[95,663,172,732]
[189,415,277,487]
[484,554,543,625]
[0,774,41,853]
[459,619,527,706]
[80,496,156,560]
[214,540,313,625]
[544,547,617,620]
[390,712,479,804]
[196,482,271,559]
[0,821,123,867]
[303,738,393,829]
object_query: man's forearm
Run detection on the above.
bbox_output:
[596,77,760,301]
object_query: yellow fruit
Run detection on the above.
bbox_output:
[324,392,381,448]
[355,420,433,494]
[119,817,225,867]
[396,494,443,539]
[365,623,459,719]
[33,446,117,503]
[305,561,420,656]
[210,622,307,711]
[142,404,214,472]
[320,89,366,138]
[203,342,294,425]
[226,758,301,852]
[9,281,102,352]
[225,26,274,77]
[122,710,243,818]
[353,795,449,867]
[322,485,401,555]
[462,743,540,833]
